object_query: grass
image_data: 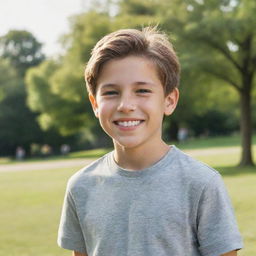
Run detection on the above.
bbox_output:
[0,157,12,164]
[219,166,256,256]
[0,136,255,255]
[0,167,73,256]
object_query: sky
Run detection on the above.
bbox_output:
[0,0,90,57]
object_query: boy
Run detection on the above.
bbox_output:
[58,27,243,256]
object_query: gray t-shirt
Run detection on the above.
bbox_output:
[58,146,243,256]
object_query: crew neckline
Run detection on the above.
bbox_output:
[107,145,177,178]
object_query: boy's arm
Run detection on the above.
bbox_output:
[73,251,88,256]
[221,250,237,256]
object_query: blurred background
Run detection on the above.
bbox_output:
[0,0,255,255]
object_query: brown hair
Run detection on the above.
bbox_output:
[85,26,180,96]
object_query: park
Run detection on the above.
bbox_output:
[0,0,255,255]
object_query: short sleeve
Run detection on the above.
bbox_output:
[57,183,87,254]
[197,173,243,256]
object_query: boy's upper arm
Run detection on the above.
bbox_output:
[72,251,88,256]
[58,183,87,254]
[197,173,243,255]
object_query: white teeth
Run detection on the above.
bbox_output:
[117,120,141,127]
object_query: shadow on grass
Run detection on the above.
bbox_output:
[214,165,256,176]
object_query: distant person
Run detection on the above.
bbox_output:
[58,27,243,256]
[178,127,188,142]
[15,146,25,160]
[61,144,70,155]
[41,144,52,157]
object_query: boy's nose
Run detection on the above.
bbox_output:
[117,97,136,113]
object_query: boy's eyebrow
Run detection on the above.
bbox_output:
[99,83,117,89]
[134,81,155,86]
[99,81,156,89]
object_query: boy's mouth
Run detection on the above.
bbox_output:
[113,119,144,127]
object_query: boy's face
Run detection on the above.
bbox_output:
[89,55,179,150]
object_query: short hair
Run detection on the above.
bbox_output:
[85,26,180,96]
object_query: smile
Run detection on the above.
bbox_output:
[114,120,144,127]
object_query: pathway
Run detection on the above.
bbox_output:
[0,158,94,173]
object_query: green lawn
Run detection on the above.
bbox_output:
[0,137,255,255]
[0,167,73,256]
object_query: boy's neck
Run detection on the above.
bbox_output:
[113,140,170,171]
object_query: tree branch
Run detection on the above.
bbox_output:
[199,36,243,73]
[203,68,242,92]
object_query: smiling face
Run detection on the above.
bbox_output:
[89,55,179,151]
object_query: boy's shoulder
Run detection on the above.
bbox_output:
[170,146,220,188]
[66,152,111,192]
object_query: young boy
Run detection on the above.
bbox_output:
[58,27,243,256]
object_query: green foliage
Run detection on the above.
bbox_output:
[0,30,72,156]
[0,30,46,156]
[0,58,44,156]
[118,0,159,15]
[64,11,112,62]
[0,30,45,76]
[26,60,92,136]
[159,0,256,93]
[187,110,238,136]
[0,59,17,101]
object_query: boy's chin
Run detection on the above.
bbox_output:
[113,139,143,151]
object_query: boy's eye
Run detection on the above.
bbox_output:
[137,89,151,94]
[102,90,118,96]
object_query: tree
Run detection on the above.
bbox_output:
[0,30,45,76]
[26,60,93,136]
[0,30,62,156]
[156,0,256,166]
[0,59,44,155]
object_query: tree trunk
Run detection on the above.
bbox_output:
[239,86,254,166]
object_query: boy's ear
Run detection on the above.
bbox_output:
[89,93,99,118]
[164,88,179,116]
